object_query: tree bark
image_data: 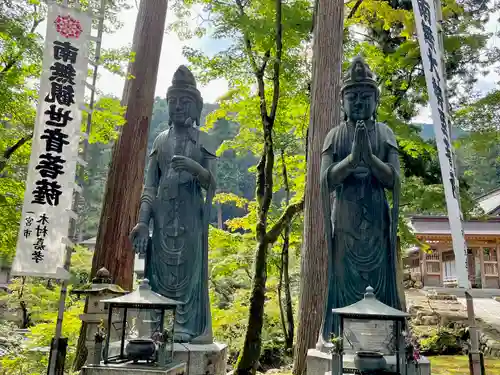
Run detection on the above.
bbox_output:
[90,0,168,289]
[293,0,344,374]
[74,1,168,369]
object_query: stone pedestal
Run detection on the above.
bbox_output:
[174,342,227,375]
[306,348,331,375]
[307,348,431,375]
[82,362,186,375]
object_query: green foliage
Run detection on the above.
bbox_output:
[0,278,61,324]
[454,89,500,196]
[209,228,300,364]
[0,301,84,375]
[418,328,463,355]
[69,245,93,287]
[0,247,90,372]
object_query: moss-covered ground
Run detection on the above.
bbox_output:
[428,356,500,374]
[263,356,500,375]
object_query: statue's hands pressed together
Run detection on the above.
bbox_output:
[350,120,365,167]
[360,121,374,165]
[129,222,149,255]
[171,155,204,176]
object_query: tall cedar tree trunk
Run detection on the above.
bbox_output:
[235,0,303,372]
[91,0,167,294]
[293,0,344,373]
[73,1,168,369]
[277,151,294,350]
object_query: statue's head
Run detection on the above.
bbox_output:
[341,55,380,122]
[166,65,203,127]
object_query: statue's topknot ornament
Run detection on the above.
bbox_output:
[341,55,380,95]
[166,65,203,126]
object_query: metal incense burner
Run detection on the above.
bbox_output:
[100,279,183,367]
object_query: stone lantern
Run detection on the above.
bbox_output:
[100,279,183,367]
[330,286,410,375]
[72,267,127,365]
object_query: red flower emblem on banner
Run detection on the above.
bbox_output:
[54,15,83,39]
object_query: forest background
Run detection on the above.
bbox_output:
[1,0,500,374]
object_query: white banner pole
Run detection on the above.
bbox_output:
[411,0,470,289]
[12,4,92,280]
[46,1,106,373]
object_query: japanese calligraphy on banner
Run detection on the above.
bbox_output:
[412,0,470,288]
[12,4,91,279]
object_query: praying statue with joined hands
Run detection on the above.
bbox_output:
[319,55,401,346]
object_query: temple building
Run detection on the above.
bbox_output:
[404,188,500,289]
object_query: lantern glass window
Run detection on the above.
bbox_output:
[343,318,397,355]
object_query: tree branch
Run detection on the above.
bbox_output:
[260,131,275,220]
[269,0,283,121]
[235,0,270,122]
[255,152,267,242]
[265,198,305,244]
[0,7,43,77]
[235,0,259,74]
[0,133,33,173]
[347,0,364,19]
[259,50,271,74]
[257,0,283,227]
[257,51,271,125]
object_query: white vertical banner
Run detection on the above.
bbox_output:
[12,4,91,279]
[411,0,470,288]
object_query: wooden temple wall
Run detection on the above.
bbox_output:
[406,238,500,289]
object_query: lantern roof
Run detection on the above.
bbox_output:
[71,267,127,296]
[100,279,184,308]
[332,286,409,319]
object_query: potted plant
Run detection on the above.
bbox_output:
[329,334,344,374]
[330,334,344,356]
[404,328,421,374]
[152,329,170,366]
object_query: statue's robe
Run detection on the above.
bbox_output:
[319,121,401,343]
[142,126,216,343]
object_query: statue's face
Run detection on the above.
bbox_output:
[168,94,196,126]
[343,85,377,121]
